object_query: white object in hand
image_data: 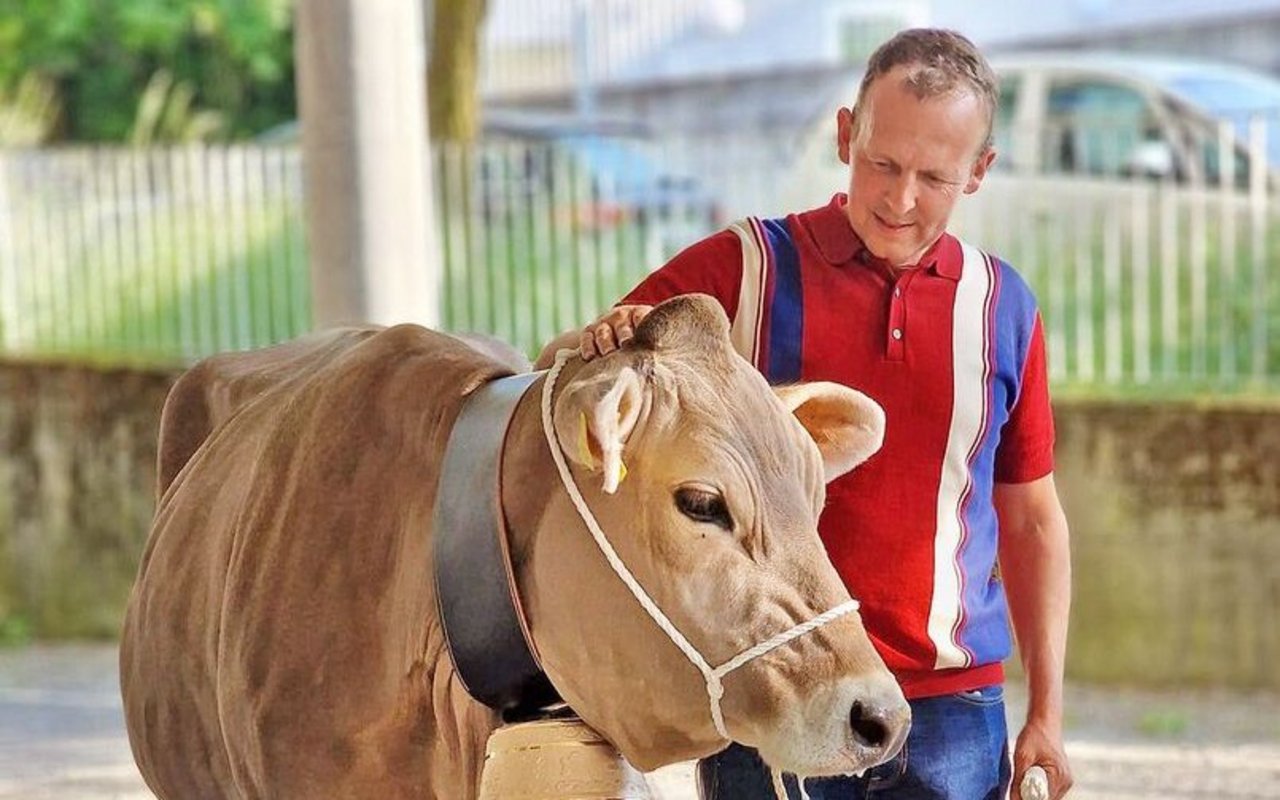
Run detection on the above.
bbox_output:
[1021,765,1050,800]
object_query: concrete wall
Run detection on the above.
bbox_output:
[1,359,1277,687]
[0,359,177,638]
[1055,399,1280,689]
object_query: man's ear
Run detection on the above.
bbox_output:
[836,107,855,165]
[552,365,647,494]
[965,147,997,194]
[774,382,885,483]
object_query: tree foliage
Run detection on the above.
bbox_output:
[0,0,492,144]
[0,0,296,143]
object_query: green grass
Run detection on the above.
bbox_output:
[437,204,708,359]
[1136,708,1192,738]
[969,187,1280,392]
[3,192,310,365]
[0,614,31,648]
[5,158,1278,398]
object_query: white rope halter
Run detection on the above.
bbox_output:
[540,350,861,753]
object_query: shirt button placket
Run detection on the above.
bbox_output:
[887,280,906,361]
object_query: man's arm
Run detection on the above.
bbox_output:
[995,474,1074,800]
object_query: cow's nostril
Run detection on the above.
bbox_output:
[849,701,890,748]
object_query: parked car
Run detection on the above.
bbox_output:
[778,51,1280,214]
[555,133,720,227]
[990,51,1280,187]
[257,111,721,232]
[476,111,721,233]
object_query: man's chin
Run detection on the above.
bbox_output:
[860,234,921,268]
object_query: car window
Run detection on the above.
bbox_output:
[1043,79,1167,177]
[1193,122,1253,189]
[1147,96,1256,189]
[992,75,1020,168]
[1167,73,1280,119]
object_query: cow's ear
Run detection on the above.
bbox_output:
[552,365,647,494]
[774,383,885,483]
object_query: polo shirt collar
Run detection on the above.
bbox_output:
[802,194,962,281]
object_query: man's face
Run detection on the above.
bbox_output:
[836,66,996,267]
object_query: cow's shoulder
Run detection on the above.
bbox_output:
[158,327,379,497]
[156,325,521,500]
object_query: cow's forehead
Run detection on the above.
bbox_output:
[653,354,823,496]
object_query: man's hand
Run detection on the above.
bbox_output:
[579,305,652,361]
[997,474,1072,798]
[1012,719,1072,800]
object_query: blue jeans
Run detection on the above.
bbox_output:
[696,684,1011,800]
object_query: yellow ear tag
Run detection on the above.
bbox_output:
[578,411,627,485]
[577,412,594,465]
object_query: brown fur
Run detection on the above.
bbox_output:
[121,296,909,800]
[125,325,505,798]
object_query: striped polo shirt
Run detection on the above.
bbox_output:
[622,194,1055,698]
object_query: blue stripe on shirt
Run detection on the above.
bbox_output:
[761,218,804,384]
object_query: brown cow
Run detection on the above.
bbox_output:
[120,294,909,799]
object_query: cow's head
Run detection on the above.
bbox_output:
[516,294,909,777]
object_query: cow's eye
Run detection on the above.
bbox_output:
[674,487,733,532]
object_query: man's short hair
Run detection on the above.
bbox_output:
[853,28,998,154]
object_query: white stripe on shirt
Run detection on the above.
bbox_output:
[729,218,768,366]
[927,242,994,669]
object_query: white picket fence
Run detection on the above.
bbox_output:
[0,138,1276,391]
[0,145,309,362]
[958,176,1276,390]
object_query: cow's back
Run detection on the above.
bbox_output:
[154,327,385,499]
[121,324,510,799]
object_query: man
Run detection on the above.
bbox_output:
[539,28,1072,800]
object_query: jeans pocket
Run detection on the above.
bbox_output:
[952,683,1006,707]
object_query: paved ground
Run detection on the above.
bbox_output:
[0,645,146,800]
[2,644,1278,799]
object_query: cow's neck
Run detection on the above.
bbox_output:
[414,368,563,800]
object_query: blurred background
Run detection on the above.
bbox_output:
[0,1,1278,798]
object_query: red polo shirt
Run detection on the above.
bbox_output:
[622,194,1055,698]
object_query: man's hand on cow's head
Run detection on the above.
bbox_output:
[580,305,653,361]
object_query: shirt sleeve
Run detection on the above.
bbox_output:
[620,228,744,320]
[995,312,1056,483]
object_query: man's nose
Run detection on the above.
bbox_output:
[885,174,917,215]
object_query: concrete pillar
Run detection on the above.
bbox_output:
[296,0,439,329]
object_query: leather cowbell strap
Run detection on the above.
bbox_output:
[432,371,561,716]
